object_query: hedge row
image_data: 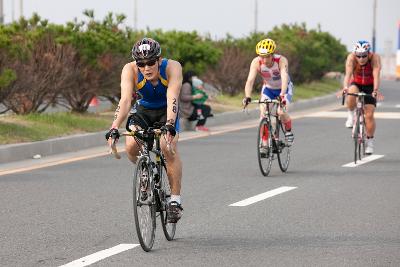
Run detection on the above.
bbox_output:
[0,12,347,114]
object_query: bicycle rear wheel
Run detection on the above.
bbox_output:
[159,163,176,240]
[133,157,156,252]
[257,118,273,176]
[276,120,291,172]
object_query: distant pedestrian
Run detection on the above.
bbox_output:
[180,71,212,132]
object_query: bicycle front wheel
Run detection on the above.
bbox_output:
[133,157,156,252]
[359,115,366,159]
[257,118,273,176]
[276,120,291,172]
[159,163,176,240]
[353,114,360,164]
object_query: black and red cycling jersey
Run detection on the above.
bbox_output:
[351,53,375,85]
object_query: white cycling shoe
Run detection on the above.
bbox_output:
[345,113,354,128]
[365,139,374,155]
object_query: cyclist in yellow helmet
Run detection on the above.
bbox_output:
[243,38,294,147]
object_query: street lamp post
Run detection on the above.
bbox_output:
[372,0,377,52]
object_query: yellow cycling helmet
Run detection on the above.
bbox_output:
[256,39,276,55]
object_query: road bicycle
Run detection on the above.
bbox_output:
[111,124,176,251]
[342,92,371,164]
[247,97,291,176]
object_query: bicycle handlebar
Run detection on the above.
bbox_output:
[110,127,175,159]
[345,92,371,97]
[110,139,121,159]
[341,92,372,106]
[251,99,281,104]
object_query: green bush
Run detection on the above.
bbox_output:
[267,23,347,83]
[130,29,222,75]
[0,12,348,113]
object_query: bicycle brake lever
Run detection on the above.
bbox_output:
[162,134,176,155]
[110,139,121,159]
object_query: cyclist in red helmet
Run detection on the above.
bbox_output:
[338,40,384,154]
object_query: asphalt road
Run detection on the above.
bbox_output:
[1,81,400,267]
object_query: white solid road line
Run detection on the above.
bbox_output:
[229,186,297,207]
[59,243,139,267]
[304,111,400,119]
[342,154,384,167]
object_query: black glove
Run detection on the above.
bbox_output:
[105,128,120,140]
[163,124,176,137]
[242,97,252,106]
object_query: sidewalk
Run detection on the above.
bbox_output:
[0,93,337,164]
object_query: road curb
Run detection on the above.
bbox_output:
[0,93,337,164]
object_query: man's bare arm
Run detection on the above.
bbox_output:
[244,57,259,98]
[279,56,289,95]
[165,60,183,125]
[343,54,354,89]
[372,54,381,92]
[112,63,134,128]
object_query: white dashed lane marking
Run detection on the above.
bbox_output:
[229,186,297,207]
[59,244,139,267]
[342,154,384,167]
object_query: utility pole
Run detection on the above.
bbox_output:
[372,0,377,52]
[134,0,137,31]
[0,0,4,24]
[20,0,23,18]
[12,0,15,21]
[254,0,258,33]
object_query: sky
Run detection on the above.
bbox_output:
[2,0,399,53]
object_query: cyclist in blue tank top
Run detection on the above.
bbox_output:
[136,58,169,109]
[106,38,184,223]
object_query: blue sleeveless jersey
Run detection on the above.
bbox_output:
[136,58,169,109]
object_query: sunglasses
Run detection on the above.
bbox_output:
[136,58,158,68]
[356,54,368,59]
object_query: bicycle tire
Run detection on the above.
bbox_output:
[159,163,176,240]
[276,120,291,172]
[133,157,156,252]
[360,114,366,159]
[353,113,360,164]
[257,118,273,176]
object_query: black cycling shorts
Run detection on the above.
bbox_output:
[350,82,376,106]
[126,104,180,132]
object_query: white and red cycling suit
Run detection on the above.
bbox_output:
[258,54,294,103]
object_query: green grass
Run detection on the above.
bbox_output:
[0,112,111,145]
[0,78,341,145]
[293,78,340,101]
